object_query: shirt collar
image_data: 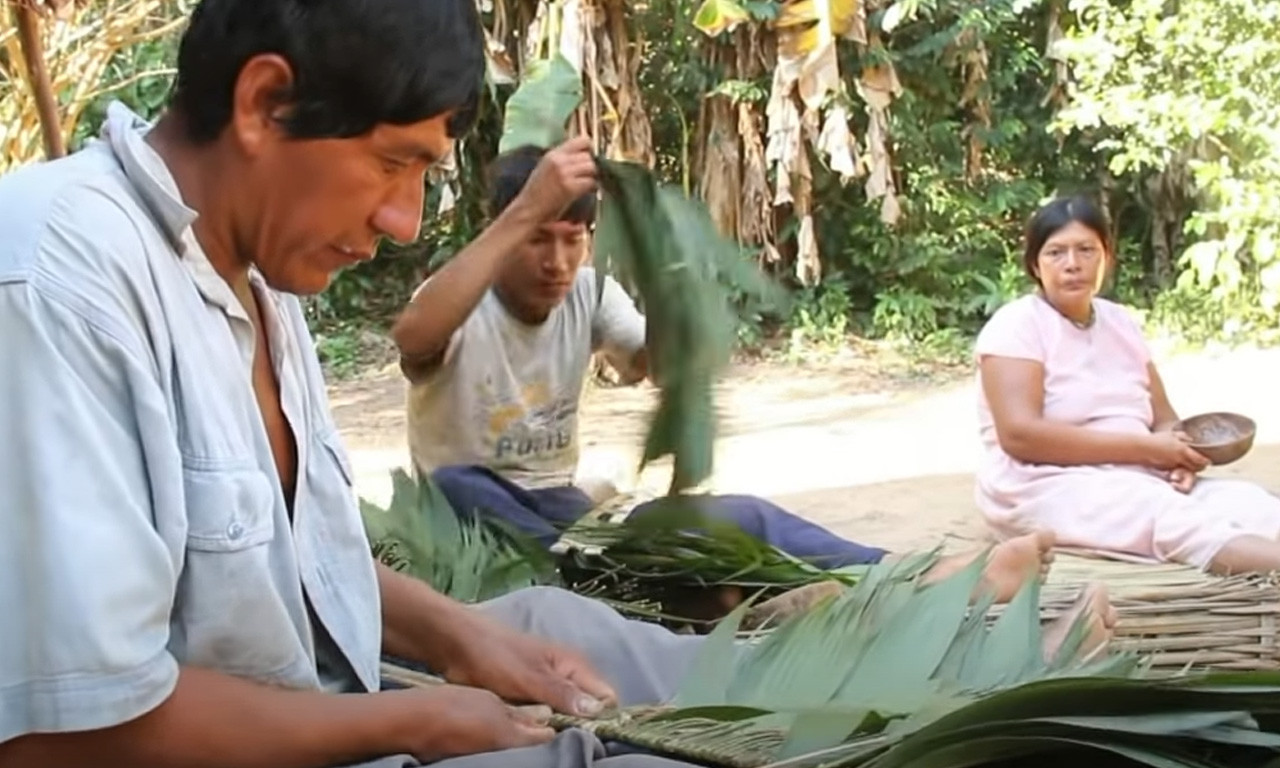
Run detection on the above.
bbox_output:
[100,101,198,247]
[99,102,252,326]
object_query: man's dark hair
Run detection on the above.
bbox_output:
[170,0,484,144]
[487,145,597,225]
[1023,195,1114,284]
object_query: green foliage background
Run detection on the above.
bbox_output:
[53,0,1280,367]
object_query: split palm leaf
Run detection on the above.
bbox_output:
[360,468,555,602]
[560,497,866,583]
[552,556,1280,768]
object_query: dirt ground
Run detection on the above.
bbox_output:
[330,342,1280,554]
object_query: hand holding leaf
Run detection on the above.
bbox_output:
[510,136,599,223]
[500,55,786,494]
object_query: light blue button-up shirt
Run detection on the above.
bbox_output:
[0,103,383,743]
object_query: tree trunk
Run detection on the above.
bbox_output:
[13,2,65,159]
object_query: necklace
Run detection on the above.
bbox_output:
[1037,292,1095,330]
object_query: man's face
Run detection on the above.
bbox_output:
[495,220,589,322]
[239,116,452,295]
[224,55,454,295]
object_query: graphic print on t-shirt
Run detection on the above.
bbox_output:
[477,378,579,468]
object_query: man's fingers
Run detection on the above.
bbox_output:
[560,135,593,152]
[496,721,556,750]
[509,724,557,747]
[548,649,617,709]
[565,666,617,709]
[536,675,608,718]
[511,704,553,726]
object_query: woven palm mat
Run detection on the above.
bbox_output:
[1027,552,1280,671]
[557,509,1280,668]
[379,662,780,768]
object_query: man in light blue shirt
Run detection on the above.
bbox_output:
[0,1,711,766]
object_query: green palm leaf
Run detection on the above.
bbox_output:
[359,469,555,602]
[562,558,1280,768]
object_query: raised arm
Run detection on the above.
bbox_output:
[392,137,598,379]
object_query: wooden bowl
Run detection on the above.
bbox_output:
[1175,411,1257,466]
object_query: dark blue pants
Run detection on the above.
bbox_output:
[430,465,887,569]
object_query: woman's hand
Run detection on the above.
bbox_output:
[1167,467,1198,494]
[1142,430,1210,472]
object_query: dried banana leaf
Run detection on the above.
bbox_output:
[497,55,582,154]
[500,54,787,494]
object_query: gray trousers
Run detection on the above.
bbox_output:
[365,586,708,768]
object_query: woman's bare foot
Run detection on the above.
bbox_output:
[1041,583,1118,664]
[922,531,1056,603]
[734,531,1055,629]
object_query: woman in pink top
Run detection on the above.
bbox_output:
[975,196,1280,574]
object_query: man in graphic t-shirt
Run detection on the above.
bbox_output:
[391,146,1056,601]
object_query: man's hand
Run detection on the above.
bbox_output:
[386,684,555,761]
[441,629,617,719]
[1168,466,1198,494]
[512,136,598,224]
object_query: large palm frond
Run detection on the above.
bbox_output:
[552,557,1280,768]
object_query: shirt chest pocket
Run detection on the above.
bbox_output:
[183,464,277,551]
[175,464,308,681]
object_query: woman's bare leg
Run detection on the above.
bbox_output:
[1207,534,1280,575]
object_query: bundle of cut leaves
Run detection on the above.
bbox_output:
[361,470,854,624]
[359,468,556,603]
[500,55,787,494]
[558,498,863,627]
[553,555,1280,768]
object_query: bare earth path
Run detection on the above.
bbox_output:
[330,343,1280,554]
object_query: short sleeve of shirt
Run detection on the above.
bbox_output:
[0,281,179,742]
[591,272,645,360]
[1100,300,1153,366]
[974,296,1047,364]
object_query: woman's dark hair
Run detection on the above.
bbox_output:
[487,145,597,225]
[170,0,484,144]
[1022,195,1114,284]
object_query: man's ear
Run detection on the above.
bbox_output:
[229,53,295,157]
